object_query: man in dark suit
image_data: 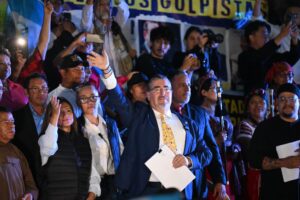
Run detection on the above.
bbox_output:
[12,73,49,186]
[88,51,212,199]
[171,71,227,200]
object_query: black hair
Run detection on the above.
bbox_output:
[41,97,78,135]
[287,0,300,7]
[150,26,174,45]
[244,20,271,44]
[244,88,268,115]
[23,73,48,89]
[198,78,217,105]
[147,74,170,91]
[184,26,202,41]
[0,106,10,114]
[170,70,188,83]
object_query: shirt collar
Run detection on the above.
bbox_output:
[152,108,172,119]
[58,84,74,91]
[28,103,45,117]
[84,114,107,127]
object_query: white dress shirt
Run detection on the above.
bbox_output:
[149,109,186,182]
[82,115,124,176]
[99,72,187,182]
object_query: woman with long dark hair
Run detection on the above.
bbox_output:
[38,96,93,199]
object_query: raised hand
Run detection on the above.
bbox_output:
[72,32,87,48]
[51,96,61,117]
[22,193,33,200]
[15,50,27,69]
[180,54,195,71]
[87,50,110,70]
[49,96,61,127]
[44,0,54,16]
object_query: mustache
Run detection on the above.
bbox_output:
[158,96,169,99]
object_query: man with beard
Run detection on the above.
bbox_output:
[249,83,300,199]
[170,71,227,200]
[0,48,28,111]
[12,73,49,187]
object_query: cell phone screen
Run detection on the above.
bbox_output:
[94,43,103,55]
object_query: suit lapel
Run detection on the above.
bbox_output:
[25,105,39,140]
[175,112,194,155]
[148,108,160,150]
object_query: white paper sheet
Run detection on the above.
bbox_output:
[276,140,300,182]
[145,145,195,191]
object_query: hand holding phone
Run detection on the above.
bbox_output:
[285,13,296,26]
[86,34,104,54]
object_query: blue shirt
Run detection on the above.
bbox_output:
[29,103,45,135]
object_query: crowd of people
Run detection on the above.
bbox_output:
[1,0,300,199]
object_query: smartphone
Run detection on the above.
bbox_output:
[86,34,104,44]
[285,13,296,26]
[86,34,104,54]
[62,12,72,21]
[15,37,28,58]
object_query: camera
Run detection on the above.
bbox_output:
[202,29,224,46]
[62,12,71,21]
[186,45,209,73]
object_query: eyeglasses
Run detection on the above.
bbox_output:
[79,95,99,104]
[150,87,172,94]
[278,96,298,104]
[28,87,49,93]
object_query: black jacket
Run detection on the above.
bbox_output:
[238,39,300,94]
